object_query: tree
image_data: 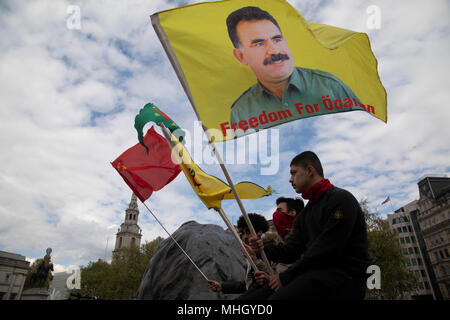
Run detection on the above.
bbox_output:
[360,199,418,299]
[74,259,113,299]
[71,236,164,299]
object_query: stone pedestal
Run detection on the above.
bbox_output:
[21,288,50,300]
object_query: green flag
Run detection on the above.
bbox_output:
[134,103,185,153]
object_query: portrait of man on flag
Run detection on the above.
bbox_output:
[227,6,363,132]
[151,0,387,141]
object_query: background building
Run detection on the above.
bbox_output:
[113,193,142,258]
[416,176,450,300]
[387,175,449,300]
[0,250,30,300]
[388,201,435,299]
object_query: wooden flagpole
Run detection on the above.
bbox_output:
[202,129,274,275]
[159,123,271,275]
[216,208,258,271]
[158,124,258,271]
[151,14,273,275]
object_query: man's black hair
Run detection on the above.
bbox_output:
[290,151,324,178]
[276,197,304,214]
[237,213,269,234]
[226,6,281,48]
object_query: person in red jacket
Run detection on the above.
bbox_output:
[246,151,372,300]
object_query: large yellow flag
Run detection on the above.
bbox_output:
[167,131,274,209]
[151,0,387,141]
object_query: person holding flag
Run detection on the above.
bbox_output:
[207,213,274,295]
[251,196,305,285]
[246,151,372,300]
[272,197,304,241]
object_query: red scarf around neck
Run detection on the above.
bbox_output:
[273,210,296,240]
[302,179,334,204]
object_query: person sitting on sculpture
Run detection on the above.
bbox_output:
[207,213,276,296]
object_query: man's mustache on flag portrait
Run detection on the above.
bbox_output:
[263,53,290,65]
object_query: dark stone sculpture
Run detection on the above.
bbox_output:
[137,221,247,300]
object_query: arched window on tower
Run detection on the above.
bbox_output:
[119,237,123,248]
[131,238,136,246]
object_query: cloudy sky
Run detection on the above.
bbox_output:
[0,0,448,272]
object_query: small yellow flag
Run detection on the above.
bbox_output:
[168,133,274,209]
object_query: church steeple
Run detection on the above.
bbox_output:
[124,193,139,225]
[113,193,142,255]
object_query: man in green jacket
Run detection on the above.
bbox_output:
[225,6,363,136]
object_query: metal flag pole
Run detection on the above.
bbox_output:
[151,14,273,275]
[104,237,109,262]
[141,201,209,282]
[388,197,395,213]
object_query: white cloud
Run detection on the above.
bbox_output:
[0,0,449,271]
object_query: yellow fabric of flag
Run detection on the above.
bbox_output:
[152,0,387,141]
[168,132,274,209]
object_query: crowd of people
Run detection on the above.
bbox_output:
[207,151,372,300]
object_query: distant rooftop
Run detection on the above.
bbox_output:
[418,175,450,200]
[0,250,27,261]
[417,174,448,182]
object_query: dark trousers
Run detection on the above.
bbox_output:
[237,268,366,300]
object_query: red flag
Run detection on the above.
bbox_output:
[381,196,390,205]
[111,126,181,202]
